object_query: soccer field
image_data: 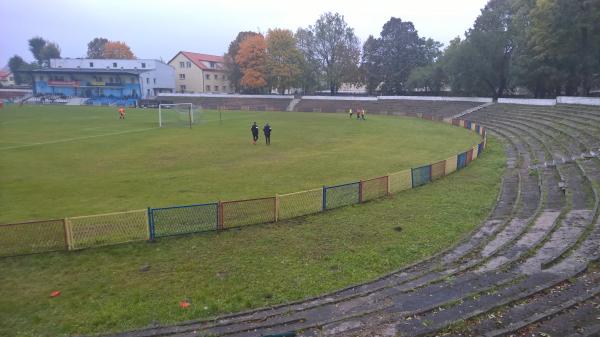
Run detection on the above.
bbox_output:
[0,105,481,223]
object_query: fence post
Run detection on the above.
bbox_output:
[218,201,224,229]
[359,180,364,203]
[274,194,279,222]
[322,186,327,211]
[147,207,155,241]
[62,218,70,251]
[63,218,73,251]
[385,175,390,196]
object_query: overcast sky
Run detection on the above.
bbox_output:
[0,0,489,67]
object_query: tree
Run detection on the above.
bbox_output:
[360,35,383,95]
[28,37,61,66]
[303,12,361,95]
[295,28,322,93]
[40,42,61,62]
[8,55,32,84]
[265,29,304,94]
[406,63,446,93]
[102,41,135,59]
[225,31,260,93]
[87,37,109,58]
[377,17,442,94]
[28,37,46,65]
[235,34,268,92]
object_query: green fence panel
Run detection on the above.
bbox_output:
[324,182,360,210]
[151,203,218,238]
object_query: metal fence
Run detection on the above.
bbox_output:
[0,118,487,257]
[150,203,218,238]
[324,182,360,210]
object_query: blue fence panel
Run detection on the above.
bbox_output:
[475,125,481,134]
[411,165,432,188]
[464,121,472,130]
[324,182,360,210]
[150,203,218,238]
[478,142,484,155]
[457,152,468,170]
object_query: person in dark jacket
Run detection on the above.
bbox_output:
[251,122,259,144]
[263,123,272,145]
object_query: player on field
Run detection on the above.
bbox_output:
[251,122,259,144]
[348,108,353,118]
[263,123,272,145]
[118,106,126,119]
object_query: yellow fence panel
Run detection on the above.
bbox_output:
[431,160,446,180]
[67,209,148,250]
[221,197,276,229]
[389,169,412,194]
[473,145,479,159]
[445,155,458,174]
[278,188,323,221]
[0,219,66,256]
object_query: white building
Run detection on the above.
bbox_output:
[30,58,175,100]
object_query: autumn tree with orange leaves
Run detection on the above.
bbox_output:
[102,41,135,59]
[235,34,268,92]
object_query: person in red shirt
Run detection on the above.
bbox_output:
[118,107,126,119]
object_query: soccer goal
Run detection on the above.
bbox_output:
[158,103,199,128]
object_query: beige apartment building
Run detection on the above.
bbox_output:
[168,51,232,94]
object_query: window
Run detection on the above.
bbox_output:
[89,62,94,67]
[223,85,227,91]
[205,74,210,80]
[180,85,186,92]
[206,85,210,91]
[209,62,216,68]
[130,77,136,83]
[215,85,219,91]
[186,61,191,68]
[153,78,156,84]
[141,62,146,68]
[214,74,218,80]
[180,61,185,68]
[109,77,114,83]
[113,62,117,68]
[146,78,149,84]
[179,74,185,80]
[147,89,151,96]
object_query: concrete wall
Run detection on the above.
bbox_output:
[378,96,493,103]
[556,96,600,106]
[498,98,557,106]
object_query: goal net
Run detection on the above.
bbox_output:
[158,103,199,128]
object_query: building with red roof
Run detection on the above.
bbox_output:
[168,51,231,94]
[0,70,15,87]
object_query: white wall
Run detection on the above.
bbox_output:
[378,96,493,103]
[50,58,157,70]
[139,62,175,98]
[159,93,293,99]
[498,98,557,106]
[557,96,600,106]
[301,96,378,101]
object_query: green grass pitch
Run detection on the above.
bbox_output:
[0,104,481,223]
[0,104,505,336]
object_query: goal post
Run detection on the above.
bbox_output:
[158,103,199,128]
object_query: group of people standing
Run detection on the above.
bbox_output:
[349,108,367,120]
[251,122,272,145]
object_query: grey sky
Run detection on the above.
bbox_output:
[0,0,489,67]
